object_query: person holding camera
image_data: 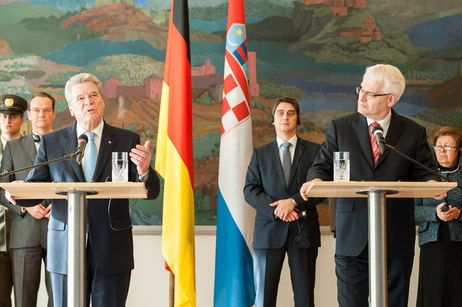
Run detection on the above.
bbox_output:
[244,97,323,307]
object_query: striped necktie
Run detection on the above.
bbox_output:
[370,122,380,165]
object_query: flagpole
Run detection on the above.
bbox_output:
[169,272,175,307]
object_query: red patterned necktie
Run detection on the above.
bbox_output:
[370,122,380,164]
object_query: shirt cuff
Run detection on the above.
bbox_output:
[139,170,149,182]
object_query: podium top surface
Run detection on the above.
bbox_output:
[0,182,148,199]
[305,181,457,198]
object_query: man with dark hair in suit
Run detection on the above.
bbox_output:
[300,64,439,307]
[6,73,160,307]
[0,92,56,307]
[0,94,27,307]
[244,97,323,307]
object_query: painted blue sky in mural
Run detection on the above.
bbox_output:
[29,0,300,12]
[0,0,461,116]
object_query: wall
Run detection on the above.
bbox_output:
[32,226,420,306]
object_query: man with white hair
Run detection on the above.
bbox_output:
[300,64,438,307]
[15,73,160,307]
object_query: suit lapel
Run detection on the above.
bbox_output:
[93,123,116,181]
[384,110,403,147]
[269,141,286,187]
[24,135,37,164]
[376,110,403,167]
[65,123,86,182]
[352,113,375,169]
[288,138,304,187]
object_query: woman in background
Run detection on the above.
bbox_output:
[415,126,462,306]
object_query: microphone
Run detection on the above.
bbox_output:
[441,198,449,212]
[76,134,88,165]
[372,125,386,154]
[368,128,462,201]
[440,194,449,212]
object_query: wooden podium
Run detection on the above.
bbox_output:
[0,182,148,307]
[305,181,457,307]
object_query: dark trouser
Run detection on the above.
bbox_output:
[0,250,13,307]
[417,223,462,307]
[253,241,318,307]
[12,246,53,307]
[335,245,413,307]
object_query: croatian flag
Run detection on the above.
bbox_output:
[213,0,256,306]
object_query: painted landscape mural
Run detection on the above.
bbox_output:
[0,0,461,225]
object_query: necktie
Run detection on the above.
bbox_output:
[83,132,97,182]
[281,142,292,187]
[370,122,380,165]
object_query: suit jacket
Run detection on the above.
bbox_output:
[19,122,160,275]
[415,168,462,246]
[0,140,11,252]
[0,134,49,249]
[307,110,437,258]
[244,137,323,249]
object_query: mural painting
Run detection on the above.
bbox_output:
[0,0,461,225]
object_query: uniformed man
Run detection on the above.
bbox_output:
[0,94,27,306]
[0,92,56,307]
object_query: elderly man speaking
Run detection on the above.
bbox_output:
[11,73,160,307]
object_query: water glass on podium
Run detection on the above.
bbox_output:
[112,152,128,182]
[334,151,350,182]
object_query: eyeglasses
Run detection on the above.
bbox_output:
[356,86,391,98]
[433,145,458,151]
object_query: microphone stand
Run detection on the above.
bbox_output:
[0,145,90,307]
[0,149,81,179]
[384,143,462,212]
[384,144,461,188]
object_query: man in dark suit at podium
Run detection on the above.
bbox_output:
[10,73,160,307]
[0,92,56,307]
[244,97,323,307]
[300,64,438,307]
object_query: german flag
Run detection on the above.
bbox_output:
[155,0,195,306]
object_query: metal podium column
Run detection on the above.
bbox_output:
[367,190,388,307]
[67,191,87,307]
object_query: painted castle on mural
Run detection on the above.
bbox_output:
[103,52,259,100]
[304,0,366,16]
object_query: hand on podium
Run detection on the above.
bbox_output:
[5,189,16,205]
[300,179,322,201]
[428,180,447,201]
[4,180,26,205]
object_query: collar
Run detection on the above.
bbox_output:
[438,165,460,174]
[76,120,104,138]
[366,111,392,136]
[277,134,298,148]
[1,136,7,148]
[438,158,461,173]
